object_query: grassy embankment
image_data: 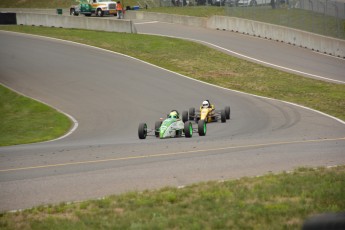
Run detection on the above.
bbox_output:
[0,166,344,229]
[0,85,72,146]
[0,0,78,8]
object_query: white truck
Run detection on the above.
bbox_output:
[70,0,117,17]
[236,0,271,6]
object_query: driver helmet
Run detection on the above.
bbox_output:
[168,110,179,119]
[202,100,209,108]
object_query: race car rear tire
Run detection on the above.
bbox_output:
[184,121,193,138]
[138,123,147,139]
[155,121,162,137]
[221,110,226,123]
[189,107,195,120]
[225,106,230,119]
[198,119,206,136]
[182,111,188,123]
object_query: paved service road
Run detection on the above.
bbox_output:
[134,20,345,84]
[0,31,344,212]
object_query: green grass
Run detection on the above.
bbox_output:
[1,26,344,126]
[225,6,345,39]
[147,5,226,17]
[0,0,79,8]
[0,84,72,146]
[0,166,344,229]
[0,0,137,8]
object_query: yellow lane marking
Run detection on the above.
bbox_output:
[1,137,344,173]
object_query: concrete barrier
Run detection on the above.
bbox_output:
[126,11,345,58]
[126,11,207,27]
[16,12,137,33]
[207,15,345,58]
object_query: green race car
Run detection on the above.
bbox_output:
[138,110,206,139]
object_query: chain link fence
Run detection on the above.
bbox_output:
[156,0,345,39]
[224,0,345,39]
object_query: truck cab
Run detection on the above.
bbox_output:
[70,0,117,17]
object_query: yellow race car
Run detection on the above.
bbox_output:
[182,100,230,124]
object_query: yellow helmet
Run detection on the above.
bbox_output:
[168,110,179,119]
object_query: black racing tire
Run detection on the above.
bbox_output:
[182,111,188,123]
[225,106,230,119]
[198,119,206,136]
[302,212,345,230]
[184,121,193,138]
[155,121,162,137]
[96,9,104,17]
[221,110,226,123]
[189,107,195,120]
[70,8,78,16]
[138,123,147,139]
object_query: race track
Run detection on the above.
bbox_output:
[0,30,344,212]
[134,20,345,84]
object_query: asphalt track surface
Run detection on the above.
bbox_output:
[133,20,345,84]
[0,26,345,212]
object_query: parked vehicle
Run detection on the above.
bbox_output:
[70,0,117,17]
[196,0,226,5]
[236,0,270,6]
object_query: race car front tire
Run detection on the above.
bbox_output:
[138,123,147,139]
[189,107,195,121]
[198,119,206,136]
[184,121,193,138]
[225,106,230,119]
[182,111,188,123]
[221,110,226,123]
